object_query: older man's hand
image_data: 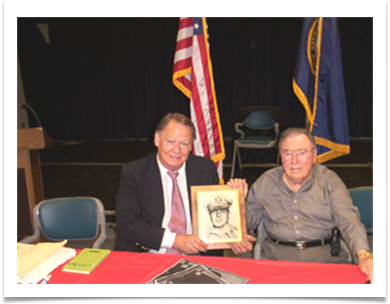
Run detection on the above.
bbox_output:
[231,235,257,256]
[357,250,373,283]
[227,178,249,198]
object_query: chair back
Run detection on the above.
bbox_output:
[39,197,100,239]
[245,109,276,130]
[231,108,280,178]
[348,187,373,231]
[21,197,107,248]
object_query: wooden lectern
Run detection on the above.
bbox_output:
[17,127,54,241]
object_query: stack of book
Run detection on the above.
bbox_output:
[17,240,76,284]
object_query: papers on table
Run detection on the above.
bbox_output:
[17,240,76,284]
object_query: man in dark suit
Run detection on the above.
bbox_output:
[115,113,222,256]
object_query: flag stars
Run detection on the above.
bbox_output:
[194,23,199,29]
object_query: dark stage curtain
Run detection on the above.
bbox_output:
[17,17,373,140]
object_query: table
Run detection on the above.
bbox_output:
[48,250,367,284]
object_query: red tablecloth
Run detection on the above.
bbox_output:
[48,250,367,284]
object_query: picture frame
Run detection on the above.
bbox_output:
[190,185,247,250]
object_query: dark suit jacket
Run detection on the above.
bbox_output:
[115,151,220,254]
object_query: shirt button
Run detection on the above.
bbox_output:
[294,200,297,204]
[294,216,298,220]
[296,230,300,234]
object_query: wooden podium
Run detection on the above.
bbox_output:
[17,128,54,241]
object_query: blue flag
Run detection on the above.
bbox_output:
[293,17,350,163]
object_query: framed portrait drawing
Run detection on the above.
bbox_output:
[191,185,247,250]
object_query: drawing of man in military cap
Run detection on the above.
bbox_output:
[206,195,238,240]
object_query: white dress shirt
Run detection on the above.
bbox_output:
[150,156,192,254]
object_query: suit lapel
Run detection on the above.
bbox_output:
[185,155,196,197]
[186,154,210,191]
[143,154,165,225]
[185,155,203,215]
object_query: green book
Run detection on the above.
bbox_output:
[62,248,111,274]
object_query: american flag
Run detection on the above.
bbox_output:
[172,17,225,183]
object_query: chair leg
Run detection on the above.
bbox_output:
[231,144,237,178]
[237,147,242,169]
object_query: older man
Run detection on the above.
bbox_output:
[228,127,373,283]
[115,113,222,256]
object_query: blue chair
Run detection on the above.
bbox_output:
[349,186,373,252]
[20,197,107,248]
[349,187,373,233]
[231,109,280,178]
[348,187,374,255]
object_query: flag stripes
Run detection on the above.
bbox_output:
[173,17,225,182]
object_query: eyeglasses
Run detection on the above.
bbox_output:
[280,148,315,161]
[165,139,191,149]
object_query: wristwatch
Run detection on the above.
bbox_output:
[357,251,373,259]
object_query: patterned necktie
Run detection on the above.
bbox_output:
[166,171,186,254]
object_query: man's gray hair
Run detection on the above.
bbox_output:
[278,127,317,151]
[156,112,196,141]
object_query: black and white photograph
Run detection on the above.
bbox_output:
[201,192,240,242]
[191,185,247,249]
[147,259,249,284]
